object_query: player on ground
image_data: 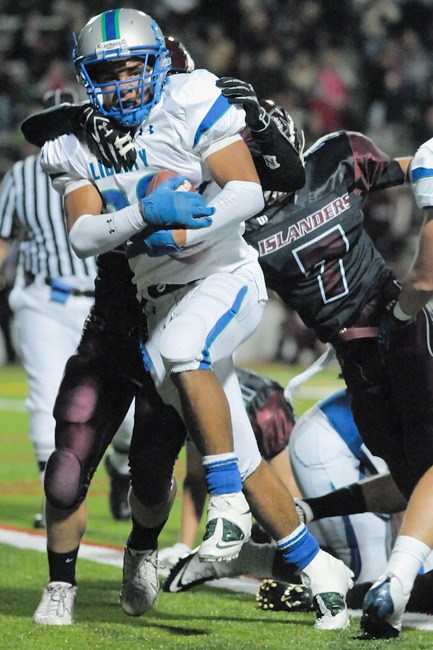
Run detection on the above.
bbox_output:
[164,389,397,593]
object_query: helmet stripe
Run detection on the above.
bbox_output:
[102,9,121,41]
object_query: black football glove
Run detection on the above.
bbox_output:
[78,106,137,173]
[217,76,270,132]
[378,299,414,360]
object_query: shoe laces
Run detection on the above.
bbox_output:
[126,549,159,579]
[45,583,72,616]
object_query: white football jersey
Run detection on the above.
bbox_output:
[41,69,260,295]
[410,137,433,208]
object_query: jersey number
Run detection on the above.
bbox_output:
[293,225,349,304]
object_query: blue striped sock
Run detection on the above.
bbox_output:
[277,523,320,571]
[203,453,242,495]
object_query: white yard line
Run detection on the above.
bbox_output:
[0,398,26,411]
[0,387,338,414]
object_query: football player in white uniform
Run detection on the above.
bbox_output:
[34,8,353,630]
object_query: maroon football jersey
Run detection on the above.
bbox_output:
[245,131,406,341]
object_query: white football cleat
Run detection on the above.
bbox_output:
[158,542,191,572]
[33,581,77,625]
[163,546,246,593]
[298,549,354,630]
[163,548,221,593]
[120,547,159,616]
[164,538,278,593]
[361,573,409,638]
[198,491,251,562]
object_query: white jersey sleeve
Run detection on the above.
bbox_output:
[410,137,433,208]
[166,69,246,160]
[41,135,93,196]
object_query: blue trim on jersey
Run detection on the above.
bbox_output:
[411,167,433,182]
[319,390,378,475]
[193,94,232,148]
[342,513,362,580]
[139,341,154,372]
[326,478,362,579]
[199,285,248,370]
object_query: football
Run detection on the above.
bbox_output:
[146,169,195,195]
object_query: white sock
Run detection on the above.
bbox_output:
[202,452,238,465]
[386,535,432,596]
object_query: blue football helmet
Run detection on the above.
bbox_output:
[73,8,171,128]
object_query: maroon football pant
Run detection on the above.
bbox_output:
[44,325,186,510]
[336,305,433,500]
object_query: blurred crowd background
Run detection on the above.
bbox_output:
[0,0,432,365]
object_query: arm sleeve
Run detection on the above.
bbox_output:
[68,204,144,258]
[247,119,305,192]
[184,180,264,246]
[21,104,84,147]
[348,131,406,193]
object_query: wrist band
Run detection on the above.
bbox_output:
[393,302,413,321]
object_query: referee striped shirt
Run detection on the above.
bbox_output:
[0,152,97,288]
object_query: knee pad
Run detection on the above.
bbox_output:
[44,449,85,509]
[131,470,175,508]
[159,313,208,371]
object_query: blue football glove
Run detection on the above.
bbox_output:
[378,300,414,360]
[140,176,214,230]
[142,230,181,257]
[126,229,181,259]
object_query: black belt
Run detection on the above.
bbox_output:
[147,280,198,299]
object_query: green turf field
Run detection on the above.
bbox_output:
[1,362,432,649]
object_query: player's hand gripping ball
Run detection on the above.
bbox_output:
[127,170,212,259]
[140,171,213,230]
[145,169,195,195]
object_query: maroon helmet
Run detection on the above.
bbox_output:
[166,36,195,75]
[259,98,305,156]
